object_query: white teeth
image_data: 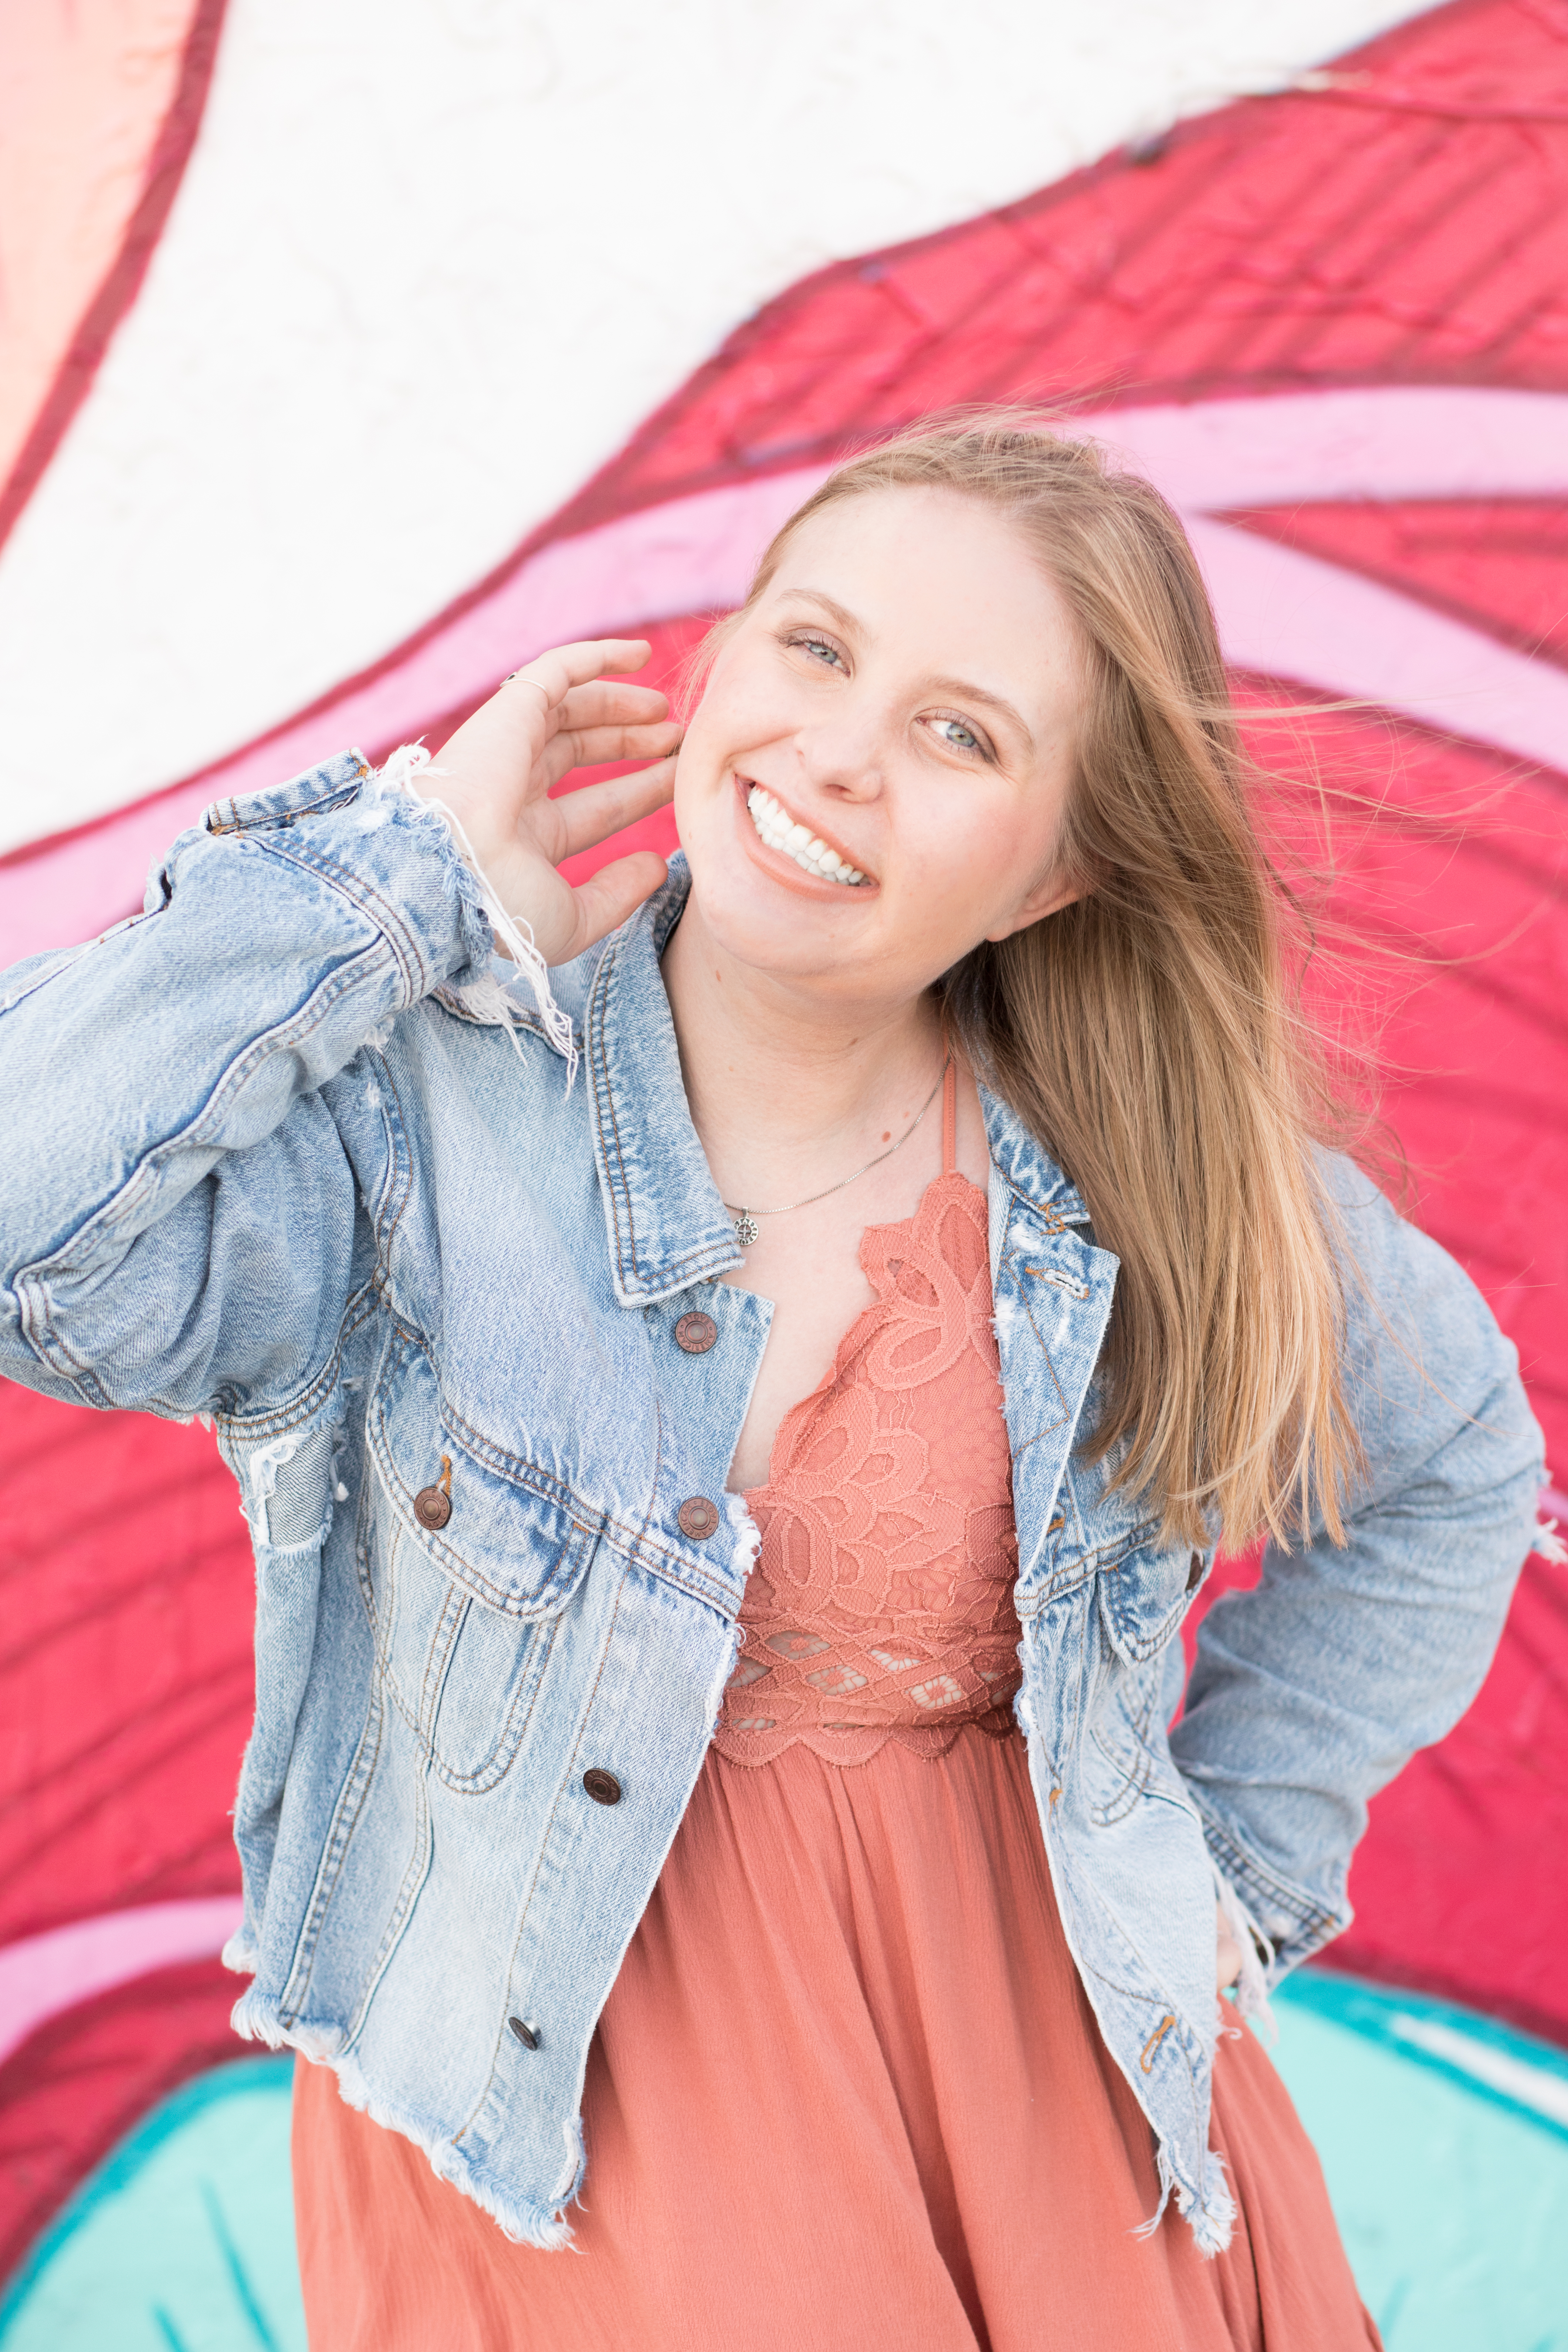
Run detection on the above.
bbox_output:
[745,786,866,886]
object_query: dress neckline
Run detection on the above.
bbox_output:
[745,1062,979,1503]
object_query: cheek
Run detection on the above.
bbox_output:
[898,793,1025,915]
[687,647,807,766]
[670,708,732,837]
[672,767,729,881]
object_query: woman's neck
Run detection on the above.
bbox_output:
[661,895,945,1213]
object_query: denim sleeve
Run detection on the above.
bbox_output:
[1169,1153,1547,1973]
[0,751,496,1423]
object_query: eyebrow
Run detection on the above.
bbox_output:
[777,586,1035,750]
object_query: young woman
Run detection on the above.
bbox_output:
[0,421,1542,2350]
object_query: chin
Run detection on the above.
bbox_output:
[698,875,845,974]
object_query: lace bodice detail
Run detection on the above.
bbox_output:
[715,1127,1022,1768]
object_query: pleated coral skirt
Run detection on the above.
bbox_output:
[293,1725,1380,2351]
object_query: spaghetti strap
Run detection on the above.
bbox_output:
[942,1057,957,1176]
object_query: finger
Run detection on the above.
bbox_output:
[542,719,682,787]
[551,755,678,859]
[508,638,653,712]
[560,849,671,962]
[552,679,671,731]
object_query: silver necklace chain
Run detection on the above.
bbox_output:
[722,1054,951,1249]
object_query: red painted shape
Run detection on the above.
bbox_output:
[0,0,230,558]
[1341,1553,1568,2044]
[0,1387,251,1950]
[7,0,1568,2286]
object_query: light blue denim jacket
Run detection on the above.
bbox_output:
[0,751,1544,2254]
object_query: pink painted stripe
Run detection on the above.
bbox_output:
[1101,385,1568,510]
[1188,517,1568,768]
[0,1895,243,2069]
[9,384,1568,959]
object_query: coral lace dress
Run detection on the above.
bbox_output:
[294,1067,1378,2351]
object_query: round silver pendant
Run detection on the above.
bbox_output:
[732,1211,759,1248]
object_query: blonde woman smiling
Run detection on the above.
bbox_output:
[0,421,1541,2350]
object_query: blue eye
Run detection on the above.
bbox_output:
[795,634,844,668]
[934,716,981,752]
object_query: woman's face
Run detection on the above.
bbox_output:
[673,485,1085,1011]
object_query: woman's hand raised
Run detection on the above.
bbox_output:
[420,639,682,968]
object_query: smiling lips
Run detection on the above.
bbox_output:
[745,784,868,885]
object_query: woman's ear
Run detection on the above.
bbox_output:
[985,868,1086,944]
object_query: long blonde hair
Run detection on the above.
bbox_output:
[726,416,1362,1550]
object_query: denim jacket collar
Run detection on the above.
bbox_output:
[978,1088,1091,1232]
[579,855,1090,1310]
[584,859,743,1307]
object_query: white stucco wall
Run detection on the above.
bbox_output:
[0,0,1426,850]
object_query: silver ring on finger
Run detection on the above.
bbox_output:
[503,672,551,699]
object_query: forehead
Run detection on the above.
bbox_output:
[761,484,1081,704]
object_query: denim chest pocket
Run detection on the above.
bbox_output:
[361,1335,602,1789]
[1084,1534,1198,1826]
[1097,1533,1197,1665]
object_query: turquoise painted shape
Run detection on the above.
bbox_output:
[1271,1973,1568,2352]
[0,2057,304,2351]
[2,1982,1566,2348]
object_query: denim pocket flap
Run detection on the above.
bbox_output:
[368,1338,600,1619]
[1095,1531,1192,1665]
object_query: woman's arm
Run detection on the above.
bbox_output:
[1169,1155,1547,1974]
[0,751,497,1421]
[0,642,678,1425]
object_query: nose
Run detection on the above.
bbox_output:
[792,689,888,802]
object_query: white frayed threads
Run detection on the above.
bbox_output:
[1179,2152,1237,2258]
[374,743,578,1088]
[221,1925,258,1975]
[1531,1517,1567,1566]
[1130,2143,1178,2243]
[330,1417,352,1504]
[1131,2145,1236,2258]
[243,1429,307,1527]
[730,1505,762,1584]
[452,967,535,1042]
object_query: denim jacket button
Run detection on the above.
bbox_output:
[1186,1551,1205,1592]
[677,1496,720,1540]
[674,1311,718,1354]
[414,1485,452,1530]
[414,1477,451,1533]
[582,1769,622,1806]
[508,2016,539,2050]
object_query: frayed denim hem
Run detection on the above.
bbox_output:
[228,1980,583,2251]
[1132,2141,1237,2258]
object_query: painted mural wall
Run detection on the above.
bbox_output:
[1,2,1565,2343]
